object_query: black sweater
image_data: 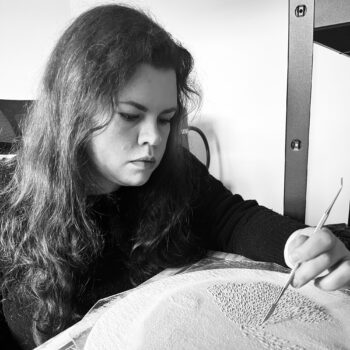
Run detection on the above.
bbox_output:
[0,156,305,349]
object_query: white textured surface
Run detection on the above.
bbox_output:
[85,268,350,350]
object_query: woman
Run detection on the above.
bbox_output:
[0,4,349,349]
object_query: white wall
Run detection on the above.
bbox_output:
[0,0,70,99]
[306,44,350,225]
[1,0,349,224]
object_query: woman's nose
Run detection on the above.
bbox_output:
[138,119,162,146]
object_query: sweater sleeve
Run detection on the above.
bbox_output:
[190,156,306,267]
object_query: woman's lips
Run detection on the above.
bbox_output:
[132,156,156,162]
[130,157,156,169]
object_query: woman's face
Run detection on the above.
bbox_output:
[88,63,178,194]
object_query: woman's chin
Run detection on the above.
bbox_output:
[122,174,151,187]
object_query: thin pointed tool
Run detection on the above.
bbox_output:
[260,178,343,325]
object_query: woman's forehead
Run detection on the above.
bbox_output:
[117,64,177,110]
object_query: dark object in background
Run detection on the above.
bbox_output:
[0,100,33,153]
[314,23,350,57]
[0,142,13,154]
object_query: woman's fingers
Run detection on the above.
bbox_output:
[290,229,350,289]
[292,251,338,288]
[314,259,350,291]
[286,227,350,291]
[284,229,311,267]
[288,233,309,253]
[289,227,336,264]
[287,234,309,266]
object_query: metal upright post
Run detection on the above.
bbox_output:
[284,0,315,222]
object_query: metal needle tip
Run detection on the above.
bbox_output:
[261,304,276,325]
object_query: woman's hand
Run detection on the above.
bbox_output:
[284,227,350,291]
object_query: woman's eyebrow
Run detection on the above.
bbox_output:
[118,101,177,114]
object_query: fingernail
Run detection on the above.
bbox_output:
[294,235,308,248]
[292,278,301,288]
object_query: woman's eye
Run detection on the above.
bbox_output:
[119,113,140,121]
[158,118,173,125]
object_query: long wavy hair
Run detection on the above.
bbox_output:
[0,3,205,345]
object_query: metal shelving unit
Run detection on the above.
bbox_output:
[284,0,350,222]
